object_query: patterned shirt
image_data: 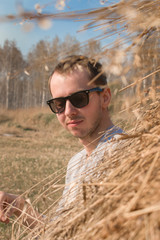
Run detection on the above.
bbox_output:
[58,125,123,210]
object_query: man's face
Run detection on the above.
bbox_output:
[49,67,107,141]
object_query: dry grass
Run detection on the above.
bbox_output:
[0,99,135,239]
[0,94,159,239]
[0,108,81,239]
[16,92,159,240]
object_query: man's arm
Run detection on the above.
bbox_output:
[0,191,43,229]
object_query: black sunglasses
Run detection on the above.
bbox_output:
[47,87,103,114]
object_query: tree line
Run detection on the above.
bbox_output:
[0,35,101,110]
[0,32,159,110]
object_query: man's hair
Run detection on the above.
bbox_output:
[49,55,107,88]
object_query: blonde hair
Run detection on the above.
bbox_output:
[48,55,107,92]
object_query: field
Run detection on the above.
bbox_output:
[0,104,135,239]
[0,108,83,239]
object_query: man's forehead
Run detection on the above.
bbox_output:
[50,69,92,97]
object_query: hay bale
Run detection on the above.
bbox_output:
[39,94,160,240]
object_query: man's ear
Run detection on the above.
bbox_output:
[102,87,111,109]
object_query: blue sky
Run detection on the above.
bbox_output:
[0,0,111,56]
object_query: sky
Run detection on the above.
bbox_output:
[0,0,111,57]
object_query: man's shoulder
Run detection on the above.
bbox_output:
[96,125,125,155]
[71,148,86,159]
[99,125,124,143]
[67,148,86,169]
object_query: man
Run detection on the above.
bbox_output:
[0,55,123,227]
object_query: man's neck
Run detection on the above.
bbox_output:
[79,138,99,157]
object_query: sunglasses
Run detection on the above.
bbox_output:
[47,87,103,114]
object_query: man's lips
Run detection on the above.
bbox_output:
[67,119,83,127]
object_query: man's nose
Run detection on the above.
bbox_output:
[65,100,77,116]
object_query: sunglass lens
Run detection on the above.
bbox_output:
[70,92,88,108]
[50,99,65,113]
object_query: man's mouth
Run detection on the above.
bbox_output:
[67,119,83,127]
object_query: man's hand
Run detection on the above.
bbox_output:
[0,191,25,224]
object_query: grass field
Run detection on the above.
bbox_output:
[0,108,83,239]
[0,105,134,239]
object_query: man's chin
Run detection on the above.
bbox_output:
[71,132,82,138]
[69,129,84,138]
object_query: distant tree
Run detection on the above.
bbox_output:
[0,40,25,109]
[50,36,61,65]
[27,40,51,107]
[47,35,61,80]
[82,39,101,57]
[60,34,81,58]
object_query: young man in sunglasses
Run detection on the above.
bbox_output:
[0,55,123,227]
